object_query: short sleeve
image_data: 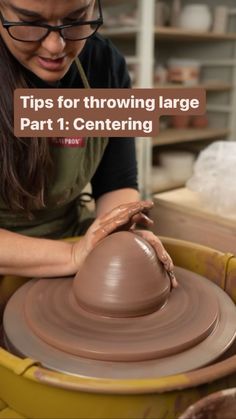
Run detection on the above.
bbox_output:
[91,138,138,200]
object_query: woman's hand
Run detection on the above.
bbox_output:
[71,200,177,288]
[71,201,152,269]
[134,230,178,289]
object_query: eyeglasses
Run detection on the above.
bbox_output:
[0,0,103,42]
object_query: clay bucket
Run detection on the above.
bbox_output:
[179,388,236,419]
[1,237,236,419]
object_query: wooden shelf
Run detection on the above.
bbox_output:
[154,82,232,92]
[153,128,230,146]
[155,27,236,42]
[102,0,136,5]
[100,26,236,41]
[125,56,139,65]
[151,180,185,194]
[100,27,138,39]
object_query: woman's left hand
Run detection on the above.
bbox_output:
[72,200,178,288]
[134,229,178,289]
[93,201,178,289]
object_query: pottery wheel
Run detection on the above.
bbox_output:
[3,267,236,378]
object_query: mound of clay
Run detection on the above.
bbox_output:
[73,232,171,317]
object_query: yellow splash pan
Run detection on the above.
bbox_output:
[1,237,236,419]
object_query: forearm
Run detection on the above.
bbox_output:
[95,188,140,217]
[0,229,76,278]
[0,190,139,277]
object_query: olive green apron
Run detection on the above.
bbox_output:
[0,58,109,239]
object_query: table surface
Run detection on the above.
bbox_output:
[154,188,236,227]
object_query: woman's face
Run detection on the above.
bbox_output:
[0,0,95,82]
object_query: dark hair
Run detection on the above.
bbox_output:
[0,36,52,216]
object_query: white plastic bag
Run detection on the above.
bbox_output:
[187,141,236,218]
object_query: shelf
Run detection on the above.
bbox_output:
[153,128,230,146]
[100,26,236,41]
[100,27,138,39]
[154,82,233,92]
[102,0,136,5]
[125,56,139,65]
[155,27,236,42]
[100,0,236,198]
[151,180,185,194]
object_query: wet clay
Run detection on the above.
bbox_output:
[15,232,220,362]
[4,267,236,377]
[3,231,236,372]
[73,232,171,317]
[179,388,236,419]
[23,273,219,361]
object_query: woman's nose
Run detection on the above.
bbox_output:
[40,30,66,55]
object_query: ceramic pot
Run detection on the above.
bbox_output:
[171,115,192,129]
[155,1,170,26]
[167,58,201,86]
[179,4,212,32]
[191,114,209,128]
[159,151,195,182]
[179,388,236,419]
[212,6,228,34]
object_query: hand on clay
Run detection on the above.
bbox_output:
[71,200,177,288]
[134,230,178,289]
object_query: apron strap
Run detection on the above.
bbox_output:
[75,57,91,89]
[74,56,104,146]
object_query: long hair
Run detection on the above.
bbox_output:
[0,36,52,216]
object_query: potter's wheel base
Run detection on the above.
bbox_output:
[3,267,236,379]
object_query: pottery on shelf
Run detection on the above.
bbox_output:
[171,115,192,129]
[179,4,212,32]
[167,58,201,86]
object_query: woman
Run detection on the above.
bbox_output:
[0,0,176,284]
